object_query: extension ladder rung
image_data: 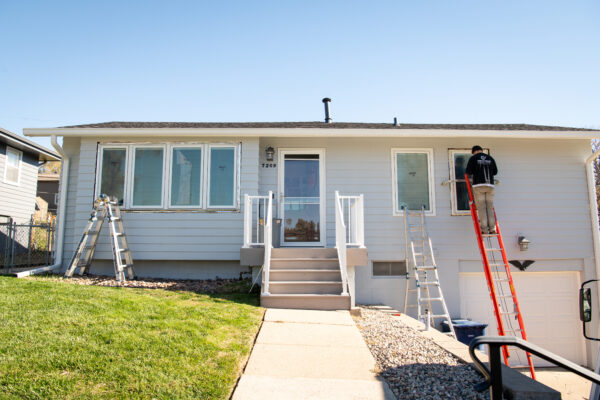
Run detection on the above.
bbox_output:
[406,304,418,308]
[466,173,535,378]
[117,248,130,253]
[420,297,443,302]
[416,266,436,270]
[419,281,440,286]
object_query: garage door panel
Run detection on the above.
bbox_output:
[459,272,585,367]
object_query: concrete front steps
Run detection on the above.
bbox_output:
[261,248,351,310]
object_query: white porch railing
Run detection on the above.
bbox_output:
[337,194,365,248]
[243,192,273,295]
[335,191,362,296]
[243,193,271,247]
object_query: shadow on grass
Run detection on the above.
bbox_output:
[377,362,488,400]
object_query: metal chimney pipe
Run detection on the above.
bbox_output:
[322,98,332,123]
[393,117,398,126]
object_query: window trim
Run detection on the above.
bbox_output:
[167,144,205,209]
[371,260,408,278]
[206,144,238,209]
[449,149,472,216]
[95,145,129,204]
[391,148,436,216]
[4,146,22,186]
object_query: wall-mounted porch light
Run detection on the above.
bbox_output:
[518,236,530,251]
[265,146,275,162]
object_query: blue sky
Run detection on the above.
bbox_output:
[1,1,599,149]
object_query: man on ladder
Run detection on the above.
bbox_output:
[466,145,498,234]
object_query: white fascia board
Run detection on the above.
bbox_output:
[23,127,600,139]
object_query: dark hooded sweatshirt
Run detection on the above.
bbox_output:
[465,152,498,187]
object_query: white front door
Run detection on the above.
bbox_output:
[278,149,326,247]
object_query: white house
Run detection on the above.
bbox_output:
[25,121,600,368]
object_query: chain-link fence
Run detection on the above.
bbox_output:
[0,216,55,272]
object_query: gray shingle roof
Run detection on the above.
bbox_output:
[59,121,598,131]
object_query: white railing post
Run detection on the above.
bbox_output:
[335,191,349,296]
[263,191,273,295]
[243,194,251,248]
[358,194,365,247]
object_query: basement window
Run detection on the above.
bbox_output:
[372,261,407,277]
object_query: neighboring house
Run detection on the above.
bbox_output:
[25,121,600,368]
[0,127,60,223]
[37,172,60,215]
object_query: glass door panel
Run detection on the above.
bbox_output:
[281,154,322,245]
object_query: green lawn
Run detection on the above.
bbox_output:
[0,276,264,399]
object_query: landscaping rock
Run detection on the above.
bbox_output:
[39,274,252,294]
[355,306,489,400]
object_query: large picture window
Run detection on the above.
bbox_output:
[95,143,238,210]
[392,148,435,215]
[4,147,22,185]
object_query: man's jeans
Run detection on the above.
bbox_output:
[473,186,496,233]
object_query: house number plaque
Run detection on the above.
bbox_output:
[261,163,277,168]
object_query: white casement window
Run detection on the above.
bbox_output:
[392,148,435,216]
[95,143,239,210]
[98,146,128,205]
[448,149,471,215]
[4,147,22,185]
[130,146,166,208]
[168,146,203,208]
[207,145,237,208]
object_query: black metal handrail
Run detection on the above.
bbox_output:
[469,336,600,400]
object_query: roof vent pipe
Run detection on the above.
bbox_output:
[322,98,332,123]
[393,117,398,126]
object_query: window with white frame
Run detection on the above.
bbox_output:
[392,148,435,215]
[4,147,22,185]
[449,150,471,215]
[95,143,239,210]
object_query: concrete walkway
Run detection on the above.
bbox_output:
[232,309,395,400]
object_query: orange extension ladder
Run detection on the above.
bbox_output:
[465,174,536,379]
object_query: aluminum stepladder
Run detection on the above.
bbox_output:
[402,205,456,338]
[65,195,135,282]
[465,174,536,379]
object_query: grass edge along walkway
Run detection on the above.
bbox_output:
[0,276,264,400]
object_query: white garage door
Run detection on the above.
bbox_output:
[459,271,585,367]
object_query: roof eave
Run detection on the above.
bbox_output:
[1,128,61,161]
[23,127,600,140]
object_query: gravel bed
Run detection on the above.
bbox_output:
[355,307,488,400]
[37,274,251,294]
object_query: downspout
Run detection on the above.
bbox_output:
[16,135,68,277]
